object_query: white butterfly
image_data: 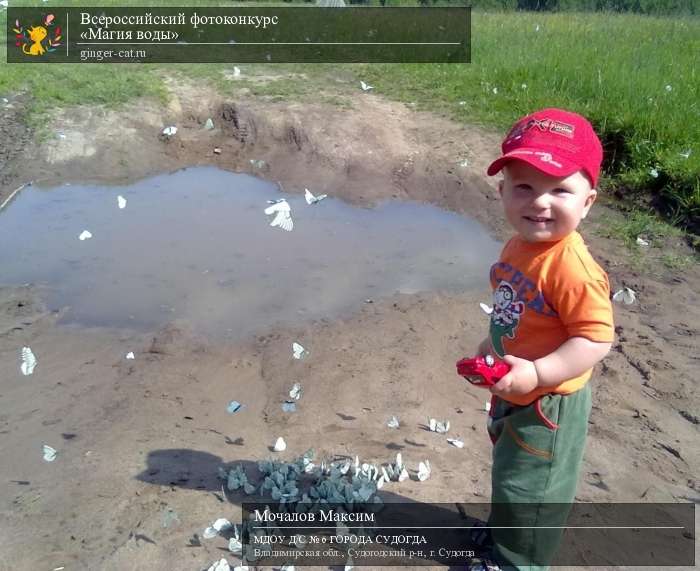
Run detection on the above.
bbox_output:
[213,518,232,532]
[161,125,177,137]
[679,149,691,159]
[479,302,493,315]
[78,230,92,241]
[360,81,373,92]
[305,188,327,205]
[43,444,57,462]
[398,467,409,482]
[273,436,287,452]
[264,199,293,231]
[417,460,431,482]
[447,438,464,449]
[233,66,241,77]
[203,517,232,539]
[227,400,244,414]
[387,415,399,429]
[636,236,650,247]
[289,382,303,400]
[613,287,636,305]
[292,342,308,359]
[228,536,242,555]
[117,195,127,209]
[126,351,135,360]
[206,559,231,571]
[202,527,218,539]
[429,418,450,434]
[21,346,37,375]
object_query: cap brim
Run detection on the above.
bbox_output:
[486,149,581,180]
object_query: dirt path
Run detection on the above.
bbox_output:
[0,69,697,570]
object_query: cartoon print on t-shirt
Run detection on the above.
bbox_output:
[489,281,524,357]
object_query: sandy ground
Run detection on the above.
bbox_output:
[0,69,698,571]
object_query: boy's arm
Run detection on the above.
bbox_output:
[533,336,612,387]
[491,337,612,398]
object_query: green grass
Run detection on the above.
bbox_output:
[1,1,698,234]
[596,209,683,246]
[660,251,696,271]
[593,208,698,273]
[353,11,700,231]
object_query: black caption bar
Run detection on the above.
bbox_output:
[239,502,695,566]
[6,6,470,63]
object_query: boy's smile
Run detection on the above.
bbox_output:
[498,161,597,242]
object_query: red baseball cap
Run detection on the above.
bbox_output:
[486,108,603,187]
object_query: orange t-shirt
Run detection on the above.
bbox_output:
[488,231,614,406]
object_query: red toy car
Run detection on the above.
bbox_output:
[456,355,510,387]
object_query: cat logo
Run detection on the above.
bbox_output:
[14,14,62,57]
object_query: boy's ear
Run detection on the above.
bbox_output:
[581,188,598,219]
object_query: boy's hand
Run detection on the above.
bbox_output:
[489,354,538,398]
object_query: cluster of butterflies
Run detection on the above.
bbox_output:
[213,452,437,569]
[220,450,433,510]
[264,189,328,232]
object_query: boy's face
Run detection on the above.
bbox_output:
[498,161,597,243]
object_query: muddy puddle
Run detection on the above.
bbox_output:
[0,166,501,338]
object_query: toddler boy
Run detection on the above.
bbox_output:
[470,108,615,570]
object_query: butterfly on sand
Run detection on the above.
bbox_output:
[20,346,37,375]
[43,444,57,462]
[612,287,636,305]
[292,342,308,359]
[289,382,303,400]
[479,302,493,315]
[429,418,450,434]
[417,460,431,481]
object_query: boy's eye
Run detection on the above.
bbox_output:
[554,188,572,194]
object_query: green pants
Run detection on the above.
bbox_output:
[486,383,592,570]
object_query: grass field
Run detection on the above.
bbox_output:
[1,1,698,232]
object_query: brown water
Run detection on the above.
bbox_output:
[0,166,501,339]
